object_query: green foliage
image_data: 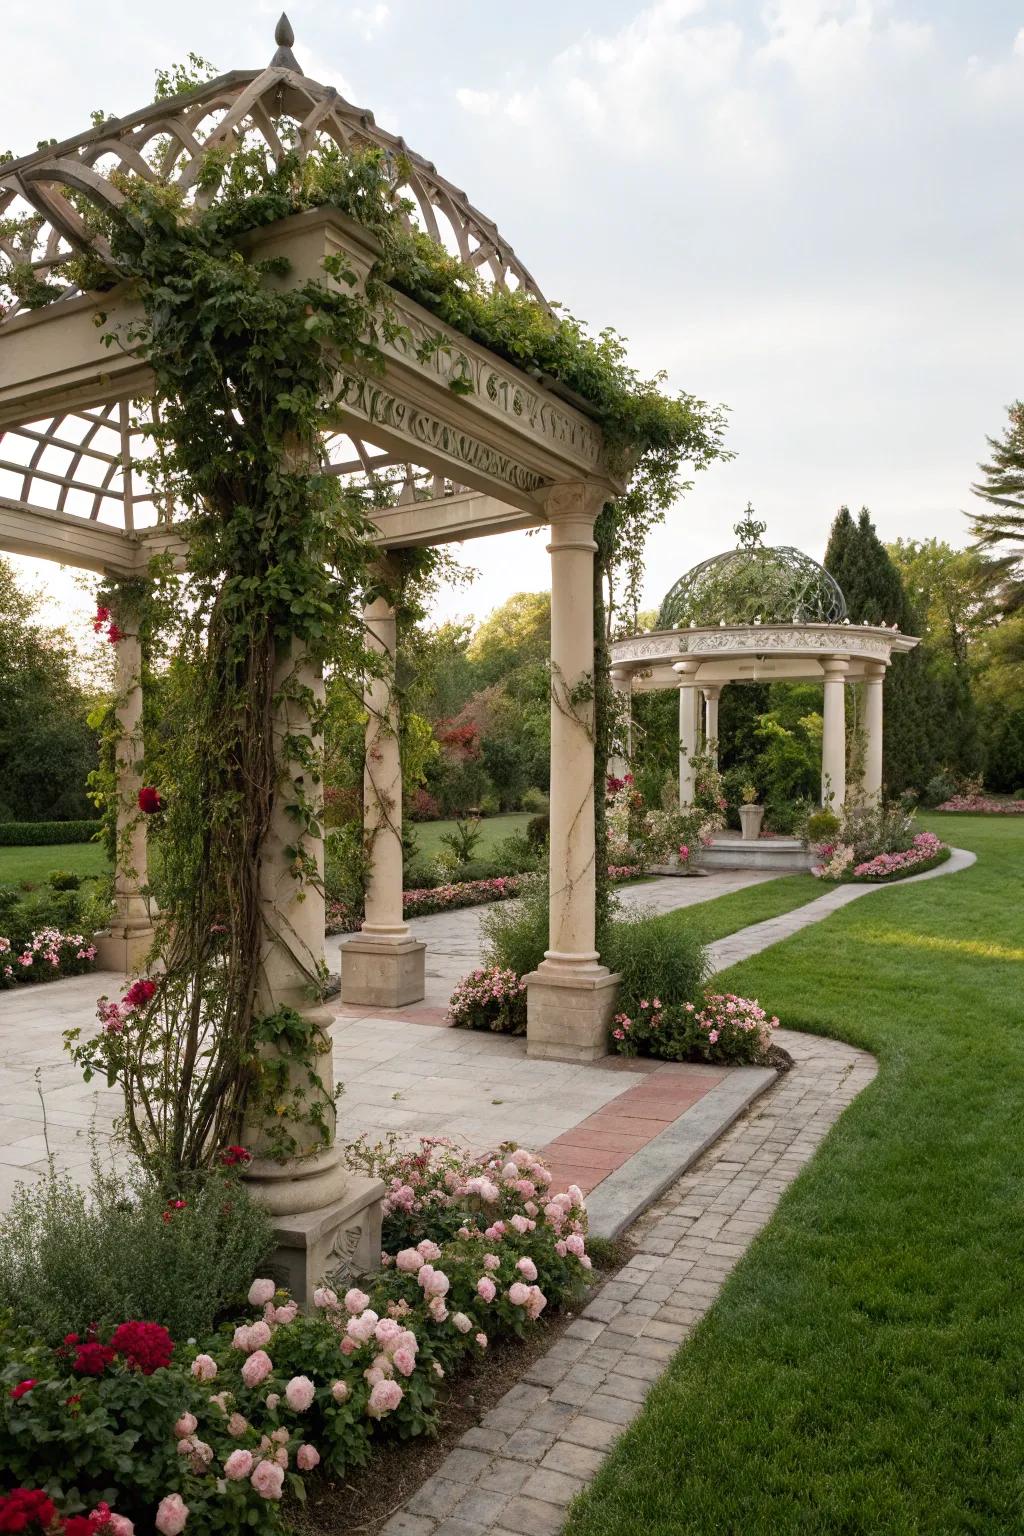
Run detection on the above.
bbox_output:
[0,1157,271,1343]
[0,820,100,846]
[480,875,550,978]
[604,909,708,1017]
[805,808,841,843]
[968,399,1024,614]
[438,816,483,865]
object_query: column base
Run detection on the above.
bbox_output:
[524,959,620,1062]
[94,923,156,976]
[339,934,426,1008]
[260,1169,385,1307]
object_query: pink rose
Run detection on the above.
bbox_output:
[296,1444,320,1471]
[374,1318,401,1347]
[224,1449,253,1481]
[312,1286,339,1310]
[483,1254,500,1271]
[284,1375,315,1412]
[346,1310,379,1344]
[190,1353,217,1382]
[452,1312,473,1334]
[367,1379,403,1417]
[340,1335,357,1356]
[476,1276,496,1303]
[508,1282,531,1306]
[248,1320,272,1350]
[566,1233,585,1257]
[344,1287,370,1315]
[248,1278,277,1308]
[416,1240,442,1262]
[395,1248,422,1273]
[266,1393,280,1411]
[227,1412,248,1437]
[250,1459,285,1500]
[418,1266,449,1298]
[427,1295,448,1323]
[241,1349,273,1387]
[330,1379,350,1402]
[155,1495,188,1536]
[392,1347,416,1378]
[475,1332,488,1349]
[516,1257,538,1282]
[173,1412,197,1439]
[271,1301,298,1325]
[107,1517,133,1536]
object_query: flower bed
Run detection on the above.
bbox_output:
[327,867,644,936]
[936,794,1024,815]
[447,967,527,1034]
[813,831,949,883]
[611,992,779,1064]
[0,1142,591,1534]
[0,929,97,987]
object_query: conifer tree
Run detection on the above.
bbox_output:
[969,401,1024,613]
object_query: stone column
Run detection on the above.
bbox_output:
[340,590,425,1007]
[525,482,618,1062]
[608,667,632,778]
[703,686,721,766]
[863,662,885,800]
[95,612,156,974]
[244,637,383,1302]
[821,657,849,808]
[674,661,700,806]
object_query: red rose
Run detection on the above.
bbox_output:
[9,1379,35,1400]
[137,787,163,815]
[0,1489,57,1533]
[72,1341,115,1376]
[123,977,157,1009]
[220,1144,252,1167]
[109,1319,174,1375]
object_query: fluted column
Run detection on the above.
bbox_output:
[703,686,721,766]
[674,661,700,806]
[340,588,425,1006]
[821,657,849,808]
[95,611,155,974]
[526,481,618,1062]
[863,662,885,800]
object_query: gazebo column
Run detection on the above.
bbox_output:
[821,657,849,809]
[340,590,426,1007]
[244,637,383,1304]
[703,686,721,766]
[526,482,618,1062]
[674,661,700,806]
[608,667,632,778]
[95,608,155,974]
[863,661,885,800]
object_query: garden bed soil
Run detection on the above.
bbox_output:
[292,1239,630,1536]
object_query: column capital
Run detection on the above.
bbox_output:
[821,655,850,679]
[672,659,700,679]
[864,660,887,681]
[537,480,613,549]
[702,685,722,701]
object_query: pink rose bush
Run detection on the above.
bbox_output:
[447,967,528,1035]
[612,993,779,1064]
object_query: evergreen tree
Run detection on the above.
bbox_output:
[823,507,944,795]
[969,400,1024,614]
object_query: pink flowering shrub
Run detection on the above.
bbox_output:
[937,794,1024,814]
[447,967,527,1035]
[612,993,779,1064]
[850,831,949,881]
[0,929,97,988]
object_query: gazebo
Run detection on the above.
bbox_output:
[610,510,919,859]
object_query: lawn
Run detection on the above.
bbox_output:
[652,871,824,946]
[408,812,532,870]
[0,841,110,885]
[567,815,1024,1535]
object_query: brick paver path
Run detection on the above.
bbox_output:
[380,1027,878,1536]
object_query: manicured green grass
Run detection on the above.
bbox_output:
[408,812,532,868]
[652,872,824,946]
[0,842,110,885]
[567,816,1024,1535]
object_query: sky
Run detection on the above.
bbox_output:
[4,0,1024,633]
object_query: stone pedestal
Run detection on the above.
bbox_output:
[269,1173,385,1305]
[339,933,426,1007]
[524,961,621,1063]
[95,920,157,975]
[739,803,765,841]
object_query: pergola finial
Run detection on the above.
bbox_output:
[270,12,303,72]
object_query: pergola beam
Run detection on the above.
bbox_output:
[0,497,139,575]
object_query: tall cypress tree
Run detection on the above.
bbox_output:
[824,507,943,795]
[969,400,1024,613]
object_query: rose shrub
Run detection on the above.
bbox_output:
[447,967,527,1035]
[611,993,779,1064]
[1,1142,591,1532]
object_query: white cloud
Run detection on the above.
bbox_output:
[757,0,932,90]
[351,4,391,42]
[455,87,500,116]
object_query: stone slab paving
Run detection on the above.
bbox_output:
[378,1027,879,1536]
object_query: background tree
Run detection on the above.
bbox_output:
[968,400,1024,614]
[0,558,100,821]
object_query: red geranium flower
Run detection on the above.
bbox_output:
[106,623,124,645]
[9,1380,35,1400]
[123,977,157,1009]
[109,1320,174,1375]
[220,1144,252,1167]
[72,1341,115,1376]
[92,606,111,634]
[0,1489,58,1533]
[137,787,163,815]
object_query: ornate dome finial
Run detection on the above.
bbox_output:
[734,502,767,550]
[270,13,303,72]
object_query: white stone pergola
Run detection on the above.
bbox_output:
[0,20,629,1286]
[610,620,918,810]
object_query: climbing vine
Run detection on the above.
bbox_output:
[7,119,728,1171]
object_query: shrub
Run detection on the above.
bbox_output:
[480,874,549,977]
[448,967,528,1034]
[804,808,840,845]
[921,770,957,808]
[850,831,950,882]
[1015,788,1024,802]
[526,811,549,850]
[408,787,442,820]
[604,909,708,1016]
[0,928,98,987]
[47,870,83,892]
[0,1156,273,1344]
[520,787,549,814]
[612,993,779,1064]
[0,820,100,846]
[438,817,483,865]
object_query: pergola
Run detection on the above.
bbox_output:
[0,19,630,1286]
[610,524,919,810]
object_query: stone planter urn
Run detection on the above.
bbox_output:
[739,803,765,841]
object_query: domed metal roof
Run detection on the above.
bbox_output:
[658,506,848,628]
